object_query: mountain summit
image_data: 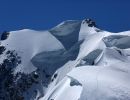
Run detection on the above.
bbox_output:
[0,19,130,100]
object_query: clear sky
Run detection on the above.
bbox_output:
[0,0,130,32]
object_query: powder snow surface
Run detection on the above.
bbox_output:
[41,19,130,100]
[1,19,130,100]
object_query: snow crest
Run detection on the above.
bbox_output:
[0,19,130,100]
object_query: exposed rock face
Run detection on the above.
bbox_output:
[84,18,97,27]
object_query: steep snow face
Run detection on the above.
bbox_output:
[0,29,66,100]
[78,19,101,41]
[0,21,82,100]
[1,29,65,73]
[77,32,109,60]
[40,19,130,100]
[103,35,130,49]
[1,19,130,100]
[50,20,81,50]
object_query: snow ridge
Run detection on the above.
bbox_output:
[0,19,130,100]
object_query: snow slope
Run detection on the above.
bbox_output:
[0,18,130,100]
[1,29,65,74]
[40,19,130,100]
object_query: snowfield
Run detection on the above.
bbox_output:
[0,19,130,100]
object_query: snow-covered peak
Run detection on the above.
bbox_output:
[1,29,65,74]
[49,20,81,50]
[79,18,101,41]
[1,18,130,100]
[83,18,97,27]
[50,20,81,36]
[39,19,130,100]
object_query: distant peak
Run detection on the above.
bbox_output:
[83,18,96,27]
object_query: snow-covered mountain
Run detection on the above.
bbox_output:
[0,19,130,100]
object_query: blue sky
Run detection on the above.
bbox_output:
[0,0,130,32]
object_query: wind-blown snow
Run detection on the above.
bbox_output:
[40,19,130,100]
[0,19,130,100]
[1,29,64,74]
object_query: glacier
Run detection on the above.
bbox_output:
[0,19,130,100]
